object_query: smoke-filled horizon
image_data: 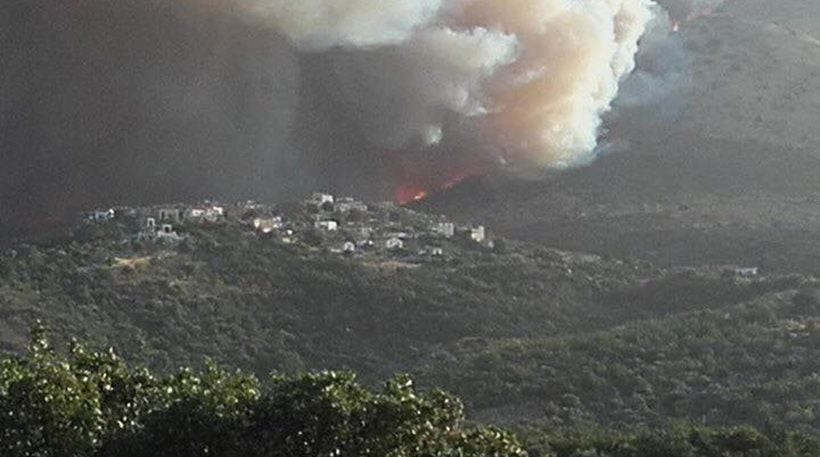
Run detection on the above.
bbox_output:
[0,0,715,232]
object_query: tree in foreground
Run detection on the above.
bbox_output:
[4,326,820,457]
[0,326,525,457]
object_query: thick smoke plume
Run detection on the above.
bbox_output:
[1,0,703,232]
[247,0,656,169]
[245,0,443,49]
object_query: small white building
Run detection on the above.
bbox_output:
[137,218,158,240]
[186,204,225,222]
[315,220,339,231]
[158,208,183,222]
[334,198,368,213]
[253,217,283,234]
[342,241,356,253]
[431,247,444,256]
[385,237,404,250]
[469,226,486,243]
[87,209,115,222]
[310,192,335,206]
[433,222,455,238]
[153,224,183,241]
[238,200,262,211]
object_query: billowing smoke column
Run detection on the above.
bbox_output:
[242,0,656,199]
[0,0,709,232]
[457,0,653,167]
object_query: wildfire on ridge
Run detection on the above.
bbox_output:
[394,186,429,205]
[386,148,499,205]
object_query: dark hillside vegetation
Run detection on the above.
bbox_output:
[0,218,664,377]
[0,329,525,457]
[2,330,819,457]
[424,289,820,432]
[0,214,817,432]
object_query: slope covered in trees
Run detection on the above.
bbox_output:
[4,330,820,457]
[1,328,525,457]
[1,213,818,432]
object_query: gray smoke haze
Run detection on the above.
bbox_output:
[654,0,726,22]
[1,0,316,226]
[616,6,691,115]
[0,0,705,231]
[328,28,516,149]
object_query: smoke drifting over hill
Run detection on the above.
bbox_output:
[0,0,700,229]
[248,0,654,168]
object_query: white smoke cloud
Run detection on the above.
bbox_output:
[460,0,654,166]
[244,0,443,49]
[242,0,657,168]
[329,27,517,147]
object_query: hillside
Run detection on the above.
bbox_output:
[0,201,661,378]
[3,199,820,432]
[6,331,820,457]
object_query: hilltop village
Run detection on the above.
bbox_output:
[83,193,496,263]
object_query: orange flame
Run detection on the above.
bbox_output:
[395,185,429,205]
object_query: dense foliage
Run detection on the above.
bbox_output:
[1,216,817,432]
[425,288,820,433]
[0,328,525,457]
[3,330,820,457]
[518,425,820,457]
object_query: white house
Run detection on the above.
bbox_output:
[137,218,158,240]
[385,237,404,250]
[153,224,183,241]
[158,208,183,222]
[315,220,339,231]
[469,226,486,243]
[253,217,283,233]
[310,192,335,206]
[186,204,225,222]
[342,241,356,253]
[433,222,455,238]
[431,247,444,256]
[334,198,368,213]
[87,209,115,222]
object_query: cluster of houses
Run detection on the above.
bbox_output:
[247,192,492,258]
[84,192,493,260]
[85,201,227,242]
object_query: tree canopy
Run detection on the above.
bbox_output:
[0,326,524,457]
